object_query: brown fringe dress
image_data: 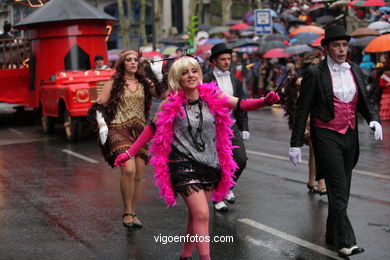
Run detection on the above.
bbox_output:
[105,81,150,166]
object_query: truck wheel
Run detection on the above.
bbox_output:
[64,110,80,142]
[42,114,55,134]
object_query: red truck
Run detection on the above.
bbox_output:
[0,0,116,141]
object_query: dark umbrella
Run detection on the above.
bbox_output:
[349,36,377,48]
[273,23,288,35]
[158,38,187,46]
[263,34,290,42]
[284,44,314,55]
[228,39,260,49]
[291,32,322,44]
[259,40,287,53]
[315,15,335,25]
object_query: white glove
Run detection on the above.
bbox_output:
[150,55,163,82]
[369,121,383,141]
[242,131,250,140]
[96,111,108,145]
[289,147,302,166]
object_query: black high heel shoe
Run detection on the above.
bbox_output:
[306,183,319,193]
[131,213,143,228]
[122,213,133,228]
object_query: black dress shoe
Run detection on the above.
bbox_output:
[131,213,143,228]
[122,213,134,228]
[338,246,365,257]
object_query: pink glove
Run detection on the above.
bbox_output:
[264,91,280,105]
[239,91,280,111]
[114,124,156,167]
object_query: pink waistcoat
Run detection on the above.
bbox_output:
[313,76,358,134]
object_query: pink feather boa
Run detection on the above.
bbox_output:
[149,82,238,207]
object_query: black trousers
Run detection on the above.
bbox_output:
[312,127,358,249]
[231,124,248,185]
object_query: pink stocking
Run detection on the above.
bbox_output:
[180,214,195,257]
[181,189,211,258]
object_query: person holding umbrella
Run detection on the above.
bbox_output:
[288,25,382,257]
[203,43,249,212]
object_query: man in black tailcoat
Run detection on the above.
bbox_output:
[203,43,248,212]
[288,25,383,258]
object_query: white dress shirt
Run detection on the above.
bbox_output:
[327,56,356,103]
[213,67,234,96]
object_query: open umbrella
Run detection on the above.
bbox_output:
[292,32,322,44]
[264,34,290,42]
[160,45,178,56]
[289,25,325,37]
[310,36,324,47]
[225,20,240,26]
[195,43,213,55]
[284,44,314,55]
[234,46,259,53]
[349,36,377,48]
[308,3,325,12]
[330,0,350,9]
[228,39,260,49]
[365,33,390,52]
[141,50,163,60]
[264,48,293,59]
[262,8,278,18]
[351,28,380,38]
[368,21,390,31]
[230,23,250,30]
[364,0,386,7]
[273,23,288,35]
[259,41,287,53]
[348,0,366,7]
[206,38,224,44]
[209,26,230,35]
[315,15,335,25]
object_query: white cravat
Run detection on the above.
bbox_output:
[213,67,234,96]
[327,56,356,103]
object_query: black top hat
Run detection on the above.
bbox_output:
[209,43,232,62]
[321,25,351,46]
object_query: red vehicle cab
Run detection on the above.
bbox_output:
[0,0,116,141]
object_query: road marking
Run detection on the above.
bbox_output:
[0,137,56,146]
[247,150,390,180]
[61,149,99,163]
[8,128,23,135]
[238,218,343,260]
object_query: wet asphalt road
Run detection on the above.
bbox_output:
[0,103,389,260]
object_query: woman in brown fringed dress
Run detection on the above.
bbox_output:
[89,49,167,228]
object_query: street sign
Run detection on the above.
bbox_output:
[254,9,273,35]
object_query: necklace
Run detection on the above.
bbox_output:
[184,99,206,152]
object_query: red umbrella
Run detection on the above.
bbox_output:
[364,0,386,7]
[141,50,163,60]
[263,48,293,59]
[308,3,325,12]
[195,43,213,55]
[230,23,250,30]
[311,36,324,47]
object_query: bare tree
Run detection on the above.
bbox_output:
[139,0,147,46]
[221,0,232,25]
[153,0,162,48]
[117,0,131,48]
